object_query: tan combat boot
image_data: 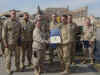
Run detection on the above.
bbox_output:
[34,69,40,75]
[20,63,24,69]
[90,59,94,64]
[6,64,11,75]
[61,64,70,75]
[81,60,87,64]
[72,62,76,65]
[81,57,88,64]
[6,69,11,75]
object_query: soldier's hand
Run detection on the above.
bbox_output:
[45,40,49,44]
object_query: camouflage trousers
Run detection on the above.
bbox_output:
[20,41,32,67]
[4,44,20,70]
[32,49,45,75]
[59,44,71,64]
[83,43,94,61]
[71,42,76,63]
[58,44,71,71]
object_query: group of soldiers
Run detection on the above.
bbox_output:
[0,10,96,75]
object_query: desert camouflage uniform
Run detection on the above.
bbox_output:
[59,23,72,73]
[32,27,47,75]
[68,23,78,64]
[20,19,34,69]
[2,18,22,72]
[81,24,96,63]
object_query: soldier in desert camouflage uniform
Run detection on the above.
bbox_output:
[59,15,72,74]
[2,10,22,74]
[20,12,34,70]
[67,14,78,64]
[81,17,96,64]
[32,20,48,75]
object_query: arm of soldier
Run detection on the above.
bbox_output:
[80,32,84,41]
[90,31,96,42]
[63,26,71,44]
[32,31,35,42]
[40,39,49,44]
[75,24,79,34]
[2,22,8,48]
[37,34,49,43]
[90,24,96,42]
[32,23,35,31]
[89,36,96,46]
[90,35,96,41]
[32,34,48,44]
[30,20,35,31]
[63,39,70,44]
[80,27,85,41]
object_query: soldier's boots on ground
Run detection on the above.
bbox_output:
[20,60,33,71]
[81,59,94,64]
[6,67,11,74]
[20,63,25,71]
[90,59,94,64]
[61,63,70,75]
[34,66,40,75]
[6,65,20,74]
[81,60,88,64]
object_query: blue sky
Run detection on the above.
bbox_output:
[0,0,100,17]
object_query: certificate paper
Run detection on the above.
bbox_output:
[50,36,61,44]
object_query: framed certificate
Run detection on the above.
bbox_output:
[50,36,61,44]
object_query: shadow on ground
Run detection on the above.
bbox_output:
[13,62,98,74]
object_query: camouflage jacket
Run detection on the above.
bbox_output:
[59,23,72,45]
[81,25,96,41]
[32,27,46,50]
[68,23,78,42]
[2,18,22,45]
[21,19,34,42]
